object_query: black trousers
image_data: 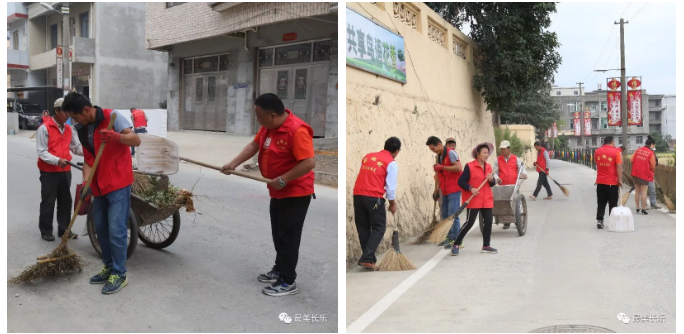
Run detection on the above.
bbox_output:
[39,171,72,235]
[270,194,312,285]
[596,184,619,221]
[353,195,387,264]
[533,172,553,197]
[131,128,147,156]
[455,208,493,247]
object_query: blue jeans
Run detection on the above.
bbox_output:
[442,191,462,240]
[648,181,657,207]
[93,186,131,276]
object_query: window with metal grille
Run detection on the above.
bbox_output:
[12,31,19,50]
[208,77,216,101]
[313,40,331,62]
[195,78,203,101]
[275,44,312,66]
[219,54,229,71]
[183,59,193,75]
[259,49,274,67]
[193,56,219,73]
[276,71,288,99]
[636,136,643,144]
[294,69,307,99]
[556,91,561,96]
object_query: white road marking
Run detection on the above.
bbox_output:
[346,249,450,333]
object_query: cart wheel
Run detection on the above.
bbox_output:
[138,210,181,249]
[478,211,485,235]
[87,203,139,259]
[515,194,528,236]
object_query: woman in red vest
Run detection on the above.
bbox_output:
[630,136,657,214]
[452,142,498,256]
[35,98,83,241]
[221,93,316,297]
[63,93,141,295]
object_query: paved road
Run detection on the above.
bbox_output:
[346,159,675,333]
[7,134,338,332]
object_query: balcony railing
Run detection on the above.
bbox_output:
[8,49,29,68]
[8,2,28,22]
[30,49,56,71]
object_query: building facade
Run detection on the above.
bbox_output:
[145,2,338,138]
[7,2,167,110]
[550,86,652,151]
[647,94,676,141]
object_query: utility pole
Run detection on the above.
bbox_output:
[616,18,629,150]
[577,81,584,148]
[61,3,70,96]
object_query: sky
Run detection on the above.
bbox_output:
[549,2,676,95]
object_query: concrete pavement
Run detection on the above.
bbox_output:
[7,134,338,332]
[346,159,675,333]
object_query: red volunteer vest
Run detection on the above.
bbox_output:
[497,154,519,185]
[257,110,315,199]
[37,117,72,173]
[437,147,462,195]
[535,148,548,172]
[77,108,134,197]
[595,145,620,185]
[131,109,148,128]
[353,150,394,198]
[631,146,655,182]
[461,160,494,209]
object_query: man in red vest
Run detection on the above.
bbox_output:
[530,141,553,200]
[221,93,315,297]
[594,136,623,229]
[493,140,527,229]
[352,137,401,270]
[129,107,148,157]
[426,136,463,248]
[36,97,83,241]
[62,92,141,295]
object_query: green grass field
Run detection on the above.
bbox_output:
[347,57,406,82]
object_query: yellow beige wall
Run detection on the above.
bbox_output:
[503,124,537,169]
[346,2,496,268]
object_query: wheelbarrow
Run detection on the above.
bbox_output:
[479,166,528,236]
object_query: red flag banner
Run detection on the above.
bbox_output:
[552,122,558,138]
[584,118,591,136]
[574,118,581,136]
[607,91,622,126]
[628,90,643,125]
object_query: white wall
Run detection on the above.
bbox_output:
[112,109,168,138]
[663,95,676,139]
[7,112,20,134]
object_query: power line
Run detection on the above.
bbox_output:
[619,3,633,17]
[629,2,649,21]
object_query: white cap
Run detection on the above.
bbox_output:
[54,98,64,108]
[500,140,511,149]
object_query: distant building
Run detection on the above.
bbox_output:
[647,94,676,141]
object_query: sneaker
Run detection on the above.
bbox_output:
[438,238,449,247]
[90,266,112,284]
[58,231,78,239]
[481,246,498,254]
[442,238,454,249]
[263,279,298,297]
[41,234,55,241]
[451,244,459,256]
[503,224,511,230]
[257,270,280,283]
[102,274,128,294]
[597,220,605,229]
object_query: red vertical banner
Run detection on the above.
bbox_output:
[627,77,643,126]
[552,122,558,138]
[574,119,581,136]
[584,118,591,136]
[607,78,622,126]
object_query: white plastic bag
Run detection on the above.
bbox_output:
[609,188,634,232]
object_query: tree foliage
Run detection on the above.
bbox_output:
[650,131,670,153]
[499,87,561,133]
[426,2,562,128]
[494,126,532,158]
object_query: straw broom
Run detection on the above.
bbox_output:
[534,163,569,196]
[9,114,117,284]
[376,214,416,271]
[427,177,490,244]
[655,180,675,212]
[412,155,441,245]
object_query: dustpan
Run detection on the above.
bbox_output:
[608,187,634,232]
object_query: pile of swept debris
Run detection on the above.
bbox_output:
[132,174,195,213]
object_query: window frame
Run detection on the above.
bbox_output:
[50,24,59,50]
[80,12,89,38]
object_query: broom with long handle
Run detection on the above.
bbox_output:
[179,157,271,183]
[654,180,675,212]
[412,155,441,245]
[534,163,569,196]
[427,177,491,244]
[10,113,118,283]
[620,172,635,206]
[376,213,416,271]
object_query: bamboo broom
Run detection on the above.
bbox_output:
[9,113,118,284]
[376,214,416,271]
[534,163,569,196]
[655,180,675,212]
[427,177,490,244]
[412,155,441,245]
